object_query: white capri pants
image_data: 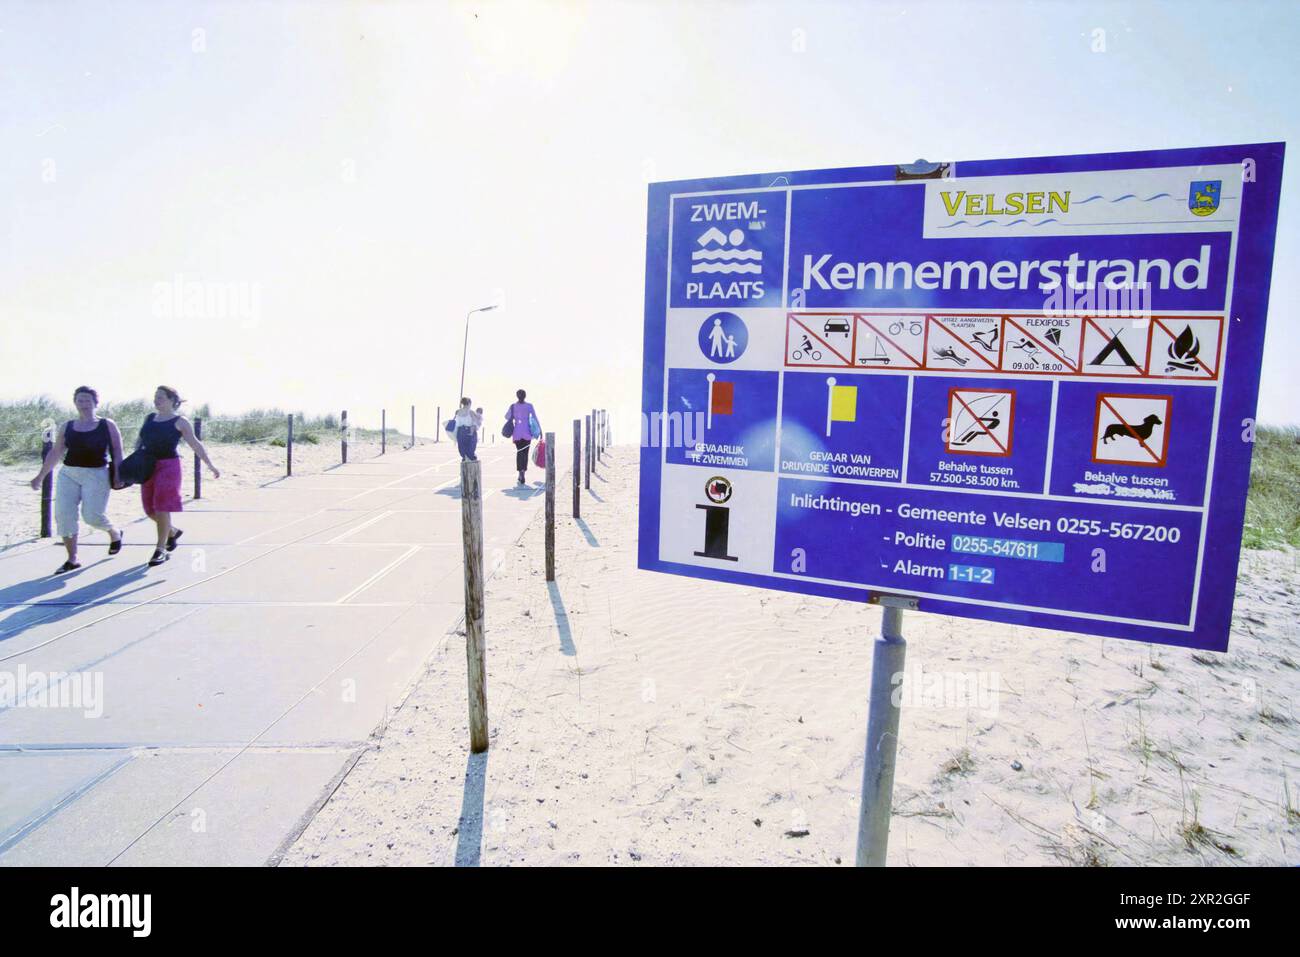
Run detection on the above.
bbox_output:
[55,466,117,539]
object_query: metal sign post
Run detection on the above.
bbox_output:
[856,593,917,866]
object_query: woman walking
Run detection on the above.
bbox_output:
[28,386,125,574]
[135,386,220,567]
[454,397,482,462]
[505,389,539,485]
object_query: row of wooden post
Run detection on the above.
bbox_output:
[463,407,609,753]
[38,406,425,535]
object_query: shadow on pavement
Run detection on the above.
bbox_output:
[0,565,159,643]
[500,485,544,501]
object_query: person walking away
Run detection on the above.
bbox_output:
[505,388,539,485]
[454,397,482,461]
[136,385,220,567]
[29,386,125,574]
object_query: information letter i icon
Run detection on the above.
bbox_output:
[695,475,738,562]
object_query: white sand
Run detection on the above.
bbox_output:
[280,446,1300,866]
[0,436,410,552]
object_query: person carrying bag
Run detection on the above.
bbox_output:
[505,388,540,486]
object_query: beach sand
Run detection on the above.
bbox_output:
[280,446,1300,866]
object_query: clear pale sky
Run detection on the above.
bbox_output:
[2,0,1296,432]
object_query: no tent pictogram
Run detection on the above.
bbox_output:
[946,388,1015,457]
[1092,394,1172,467]
[1081,317,1152,376]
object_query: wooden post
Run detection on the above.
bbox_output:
[381,408,386,455]
[341,409,348,465]
[591,407,597,471]
[572,419,581,518]
[39,436,53,538]
[410,405,415,449]
[287,413,294,477]
[460,460,489,753]
[584,414,591,489]
[435,405,441,443]
[545,431,556,582]
[193,417,203,500]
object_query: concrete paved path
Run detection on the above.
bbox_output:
[0,441,549,865]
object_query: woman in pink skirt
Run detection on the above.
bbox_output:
[134,386,220,567]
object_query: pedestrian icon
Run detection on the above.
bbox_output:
[946,388,1015,456]
[1092,394,1171,466]
[698,312,748,364]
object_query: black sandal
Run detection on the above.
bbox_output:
[54,560,81,575]
[108,532,123,556]
[166,528,183,552]
[147,549,169,567]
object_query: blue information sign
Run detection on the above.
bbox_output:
[638,145,1284,651]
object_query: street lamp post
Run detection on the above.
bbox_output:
[459,304,499,401]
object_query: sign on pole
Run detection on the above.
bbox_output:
[638,145,1284,651]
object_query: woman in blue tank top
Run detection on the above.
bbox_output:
[134,385,221,567]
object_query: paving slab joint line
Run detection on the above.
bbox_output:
[0,753,133,857]
[271,483,557,865]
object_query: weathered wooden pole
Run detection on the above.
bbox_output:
[410,405,415,449]
[39,436,53,538]
[435,405,441,443]
[286,413,294,477]
[193,417,203,500]
[545,431,556,582]
[572,419,581,519]
[584,414,591,490]
[381,408,386,455]
[341,409,348,464]
[460,459,489,753]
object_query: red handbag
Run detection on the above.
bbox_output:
[532,438,547,468]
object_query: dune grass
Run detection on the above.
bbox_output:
[1242,425,1300,549]
[0,397,403,466]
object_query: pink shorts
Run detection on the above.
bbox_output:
[141,457,183,514]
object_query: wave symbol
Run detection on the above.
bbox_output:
[691,263,762,274]
[693,249,761,261]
